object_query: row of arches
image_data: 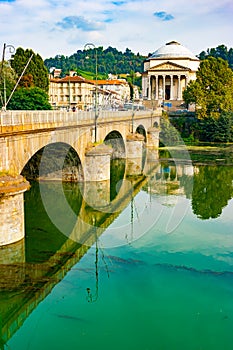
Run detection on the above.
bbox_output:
[21,124,149,183]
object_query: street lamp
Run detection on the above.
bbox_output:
[84,43,98,143]
[0,43,15,110]
[0,43,15,77]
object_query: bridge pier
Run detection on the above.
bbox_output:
[143,149,160,176]
[147,126,160,148]
[84,180,111,209]
[0,175,30,246]
[83,144,113,209]
[84,144,113,182]
[125,134,145,176]
[0,239,25,288]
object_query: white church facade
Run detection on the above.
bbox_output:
[142,41,200,107]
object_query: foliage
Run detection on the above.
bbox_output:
[198,44,233,70]
[44,46,145,78]
[0,62,17,108]
[76,68,106,80]
[169,115,199,142]
[192,165,233,219]
[183,57,233,119]
[168,113,233,143]
[7,87,52,110]
[198,112,233,142]
[11,48,49,92]
[159,114,182,146]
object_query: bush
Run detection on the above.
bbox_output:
[199,112,233,142]
[164,112,233,144]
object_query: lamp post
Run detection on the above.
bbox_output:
[0,43,15,110]
[84,43,98,143]
[131,70,136,133]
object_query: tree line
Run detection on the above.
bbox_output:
[44,46,146,78]
[198,44,233,69]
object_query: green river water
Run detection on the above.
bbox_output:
[1,147,233,350]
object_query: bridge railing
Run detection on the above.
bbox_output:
[0,109,161,133]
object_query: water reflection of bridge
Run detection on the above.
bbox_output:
[0,160,160,347]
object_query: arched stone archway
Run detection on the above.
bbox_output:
[104,130,126,159]
[21,142,84,182]
[136,124,147,142]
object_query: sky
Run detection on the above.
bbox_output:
[0,0,232,59]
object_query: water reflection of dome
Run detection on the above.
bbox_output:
[149,183,186,197]
[156,194,186,207]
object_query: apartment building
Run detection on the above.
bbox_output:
[49,73,133,110]
[49,75,94,110]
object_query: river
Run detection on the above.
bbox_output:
[1,146,233,350]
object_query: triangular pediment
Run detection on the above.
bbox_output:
[149,61,190,71]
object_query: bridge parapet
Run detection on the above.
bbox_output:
[0,110,160,134]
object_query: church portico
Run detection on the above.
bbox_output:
[142,41,199,107]
[149,73,189,101]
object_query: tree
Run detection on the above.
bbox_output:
[198,44,233,69]
[159,114,182,146]
[7,87,52,110]
[11,48,49,92]
[0,62,17,108]
[183,57,233,119]
[192,165,233,219]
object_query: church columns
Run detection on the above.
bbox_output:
[148,75,151,100]
[170,75,174,100]
[146,72,190,102]
[155,75,159,100]
[162,75,166,100]
[177,75,181,100]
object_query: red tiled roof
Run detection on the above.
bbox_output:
[89,79,128,85]
[50,76,94,84]
[50,77,129,86]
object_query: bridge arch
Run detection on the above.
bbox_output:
[135,124,147,142]
[21,142,84,182]
[104,130,126,159]
[153,121,159,128]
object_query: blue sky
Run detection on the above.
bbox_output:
[0,0,232,59]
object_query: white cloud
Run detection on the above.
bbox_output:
[0,0,232,58]
[56,16,106,31]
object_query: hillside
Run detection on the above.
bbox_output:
[44,46,147,79]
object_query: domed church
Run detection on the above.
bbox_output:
[142,41,200,107]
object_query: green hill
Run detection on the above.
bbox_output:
[44,46,147,79]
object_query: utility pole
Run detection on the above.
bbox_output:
[84,43,98,143]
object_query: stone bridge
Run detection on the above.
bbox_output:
[0,109,161,246]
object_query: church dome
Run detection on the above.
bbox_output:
[150,41,197,59]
